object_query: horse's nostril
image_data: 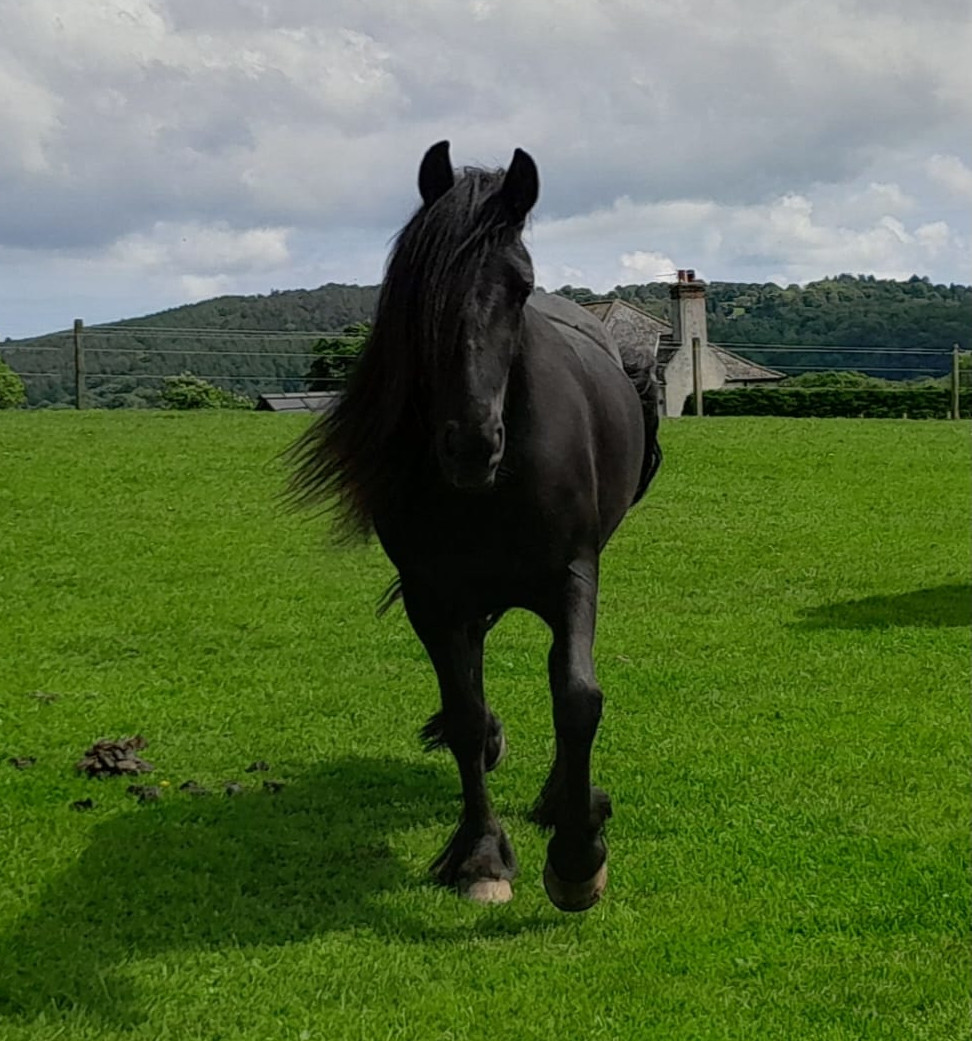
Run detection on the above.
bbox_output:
[442,421,461,460]
[441,419,504,479]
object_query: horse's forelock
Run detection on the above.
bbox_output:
[379,167,511,363]
[286,165,517,538]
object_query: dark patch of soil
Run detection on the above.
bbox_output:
[76,736,154,778]
[126,784,162,803]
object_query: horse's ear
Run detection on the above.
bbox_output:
[418,140,454,206]
[499,148,539,224]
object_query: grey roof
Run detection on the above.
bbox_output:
[581,300,615,322]
[255,392,340,412]
[711,346,785,382]
[581,297,672,332]
[581,299,670,367]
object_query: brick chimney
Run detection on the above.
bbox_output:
[669,268,707,351]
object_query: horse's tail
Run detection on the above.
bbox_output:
[618,344,662,505]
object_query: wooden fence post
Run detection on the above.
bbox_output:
[952,343,961,420]
[692,336,703,416]
[74,319,85,410]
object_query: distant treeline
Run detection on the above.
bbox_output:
[2,275,968,408]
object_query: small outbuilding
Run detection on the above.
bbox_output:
[255,392,339,413]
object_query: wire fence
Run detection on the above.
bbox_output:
[3,320,969,412]
[2,323,357,408]
[711,341,960,380]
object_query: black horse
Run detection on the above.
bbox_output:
[289,142,661,911]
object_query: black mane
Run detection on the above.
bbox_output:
[287,166,515,538]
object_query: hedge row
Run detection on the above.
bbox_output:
[686,386,969,419]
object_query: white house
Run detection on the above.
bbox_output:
[582,270,784,416]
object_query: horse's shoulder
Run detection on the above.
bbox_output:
[524,291,622,369]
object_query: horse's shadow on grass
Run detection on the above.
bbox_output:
[0,756,545,1027]
[795,583,971,630]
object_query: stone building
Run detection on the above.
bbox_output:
[582,270,784,416]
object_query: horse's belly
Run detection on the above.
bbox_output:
[374,486,584,602]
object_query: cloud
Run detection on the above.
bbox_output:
[847,182,916,221]
[180,274,234,300]
[531,190,969,292]
[913,221,951,257]
[0,0,969,335]
[3,0,970,243]
[109,222,291,274]
[0,59,60,176]
[619,251,678,282]
[926,155,972,201]
[0,221,295,337]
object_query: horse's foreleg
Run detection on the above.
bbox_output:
[403,589,516,904]
[532,559,612,911]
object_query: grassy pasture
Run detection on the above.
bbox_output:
[0,411,968,1040]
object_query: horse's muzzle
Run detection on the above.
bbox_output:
[438,419,505,491]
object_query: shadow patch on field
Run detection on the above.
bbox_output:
[796,583,972,630]
[0,755,543,1027]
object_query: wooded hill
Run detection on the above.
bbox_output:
[3,275,968,408]
[1,284,380,409]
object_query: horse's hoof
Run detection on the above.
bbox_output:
[461,878,513,905]
[543,859,607,912]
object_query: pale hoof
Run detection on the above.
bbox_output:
[543,859,607,912]
[461,878,514,905]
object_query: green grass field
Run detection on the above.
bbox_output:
[1,412,968,1041]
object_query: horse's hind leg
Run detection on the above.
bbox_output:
[532,559,612,912]
[422,702,507,773]
[403,588,516,904]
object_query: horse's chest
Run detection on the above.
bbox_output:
[374,488,573,587]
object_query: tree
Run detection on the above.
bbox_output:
[305,323,370,391]
[0,358,26,408]
[160,372,254,410]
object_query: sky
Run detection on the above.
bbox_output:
[1,0,970,339]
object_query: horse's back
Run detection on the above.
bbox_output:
[519,292,645,548]
[525,291,624,371]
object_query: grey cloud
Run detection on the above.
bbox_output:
[0,0,968,335]
[4,0,968,239]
